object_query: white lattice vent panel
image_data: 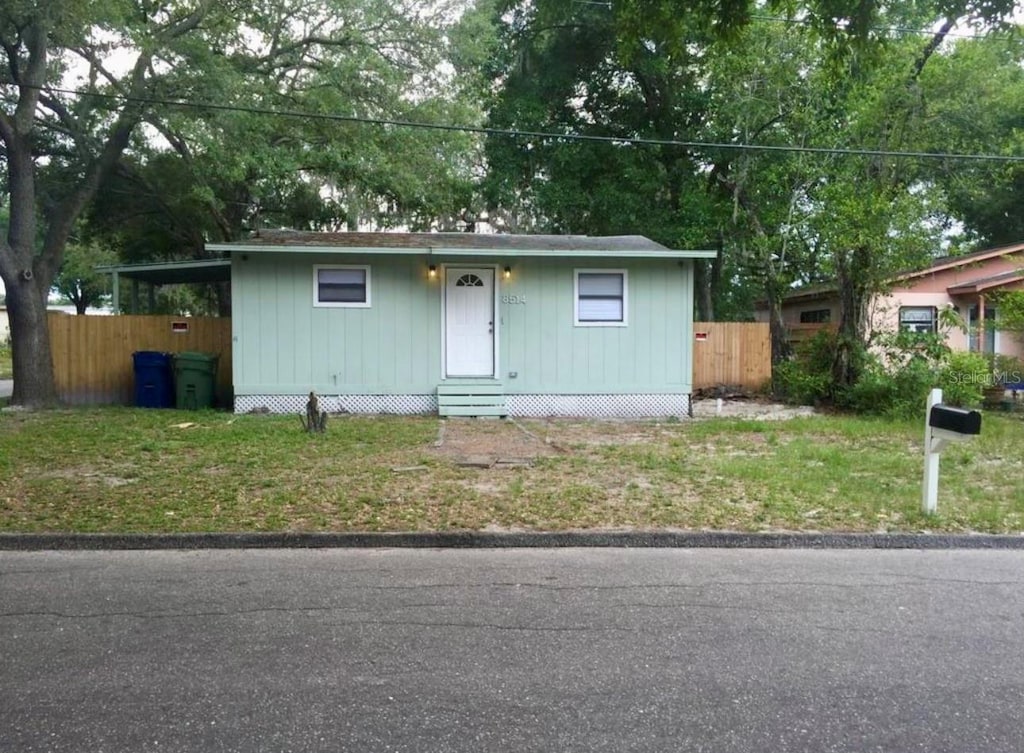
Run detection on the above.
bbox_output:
[236,394,437,415]
[505,394,691,418]
[236,393,690,418]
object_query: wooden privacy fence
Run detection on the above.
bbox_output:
[48,314,766,405]
[48,313,232,406]
[692,321,771,391]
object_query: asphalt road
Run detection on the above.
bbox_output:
[2,548,1023,753]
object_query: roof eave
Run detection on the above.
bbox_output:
[898,242,1024,281]
[207,243,717,260]
[95,259,232,285]
[948,275,1024,296]
[95,258,231,273]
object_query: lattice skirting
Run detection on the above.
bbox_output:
[235,394,437,415]
[505,394,691,418]
[235,393,692,418]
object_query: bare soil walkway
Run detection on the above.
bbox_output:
[432,400,817,467]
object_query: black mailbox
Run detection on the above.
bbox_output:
[929,404,982,435]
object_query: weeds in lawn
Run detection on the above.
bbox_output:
[1,408,1022,534]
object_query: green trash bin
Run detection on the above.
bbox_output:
[173,352,219,410]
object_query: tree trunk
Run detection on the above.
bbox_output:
[215,281,231,317]
[0,24,155,407]
[693,260,714,321]
[765,283,792,367]
[4,272,58,407]
[710,239,724,316]
[831,245,872,390]
[0,106,61,407]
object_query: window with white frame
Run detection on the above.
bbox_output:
[574,270,627,326]
[314,265,371,307]
[898,306,937,334]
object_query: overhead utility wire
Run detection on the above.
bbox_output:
[749,14,997,40]
[569,1,1006,39]
[42,85,1024,164]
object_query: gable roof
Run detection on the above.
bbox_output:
[208,230,717,259]
[768,241,1024,307]
[898,240,1024,281]
[947,268,1024,295]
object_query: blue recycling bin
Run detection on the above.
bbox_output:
[133,351,174,408]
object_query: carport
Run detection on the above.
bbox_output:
[96,258,232,313]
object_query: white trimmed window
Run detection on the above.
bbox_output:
[574,269,627,326]
[314,265,371,308]
[899,306,937,334]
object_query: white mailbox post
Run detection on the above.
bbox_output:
[922,388,982,514]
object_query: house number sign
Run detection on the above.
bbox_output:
[502,294,527,304]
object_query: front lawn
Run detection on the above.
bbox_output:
[0,408,1021,534]
[0,346,11,380]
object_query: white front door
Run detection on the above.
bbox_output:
[445,268,495,377]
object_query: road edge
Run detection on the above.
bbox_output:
[2,531,1024,551]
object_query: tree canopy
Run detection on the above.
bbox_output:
[475,0,1022,384]
[2,0,1023,405]
[1,0,478,402]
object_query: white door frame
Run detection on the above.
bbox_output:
[440,264,500,380]
[968,304,1000,354]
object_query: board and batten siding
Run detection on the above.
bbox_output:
[232,253,440,395]
[499,258,693,394]
[232,253,695,396]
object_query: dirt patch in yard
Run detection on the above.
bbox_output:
[692,397,818,420]
[432,400,816,463]
[431,417,564,466]
[37,465,137,488]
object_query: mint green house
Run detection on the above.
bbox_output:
[208,231,715,417]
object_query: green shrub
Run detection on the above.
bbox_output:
[770,322,1008,418]
[774,358,832,405]
[836,328,957,418]
[842,356,935,418]
[938,351,989,407]
[773,330,838,405]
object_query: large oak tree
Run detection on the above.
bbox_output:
[1,0,472,406]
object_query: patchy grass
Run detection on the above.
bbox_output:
[0,346,11,380]
[1,408,1022,534]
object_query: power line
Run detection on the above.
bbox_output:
[569,0,1005,39]
[750,14,997,40]
[40,85,1024,164]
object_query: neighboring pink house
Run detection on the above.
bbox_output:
[756,241,1024,360]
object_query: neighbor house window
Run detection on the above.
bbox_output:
[314,265,371,308]
[799,309,831,324]
[574,270,628,326]
[899,306,937,334]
